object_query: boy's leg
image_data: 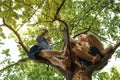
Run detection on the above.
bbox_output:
[101,45,113,55]
[37,50,69,70]
[38,50,65,58]
[63,43,71,68]
[72,44,100,64]
[48,57,68,70]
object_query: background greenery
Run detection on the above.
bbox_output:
[0,0,120,80]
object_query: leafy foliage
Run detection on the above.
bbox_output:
[0,0,120,80]
[93,67,120,80]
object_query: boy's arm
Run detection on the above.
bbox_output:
[36,29,48,42]
[41,29,48,35]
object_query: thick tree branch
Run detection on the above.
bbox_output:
[51,0,75,67]
[56,18,75,80]
[0,56,67,76]
[0,58,30,72]
[30,57,69,78]
[85,41,120,74]
[3,18,29,53]
[56,18,74,62]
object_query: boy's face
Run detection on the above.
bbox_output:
[47,37,51,43]
[79,34,88,42]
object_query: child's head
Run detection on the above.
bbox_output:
[46,37,51,43]
[78,34,88,42]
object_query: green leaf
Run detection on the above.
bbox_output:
[0,42,5,45]
[0,32,6,39]
[0,12,6,18]
[0,27,3,32]
[1,49,10,57]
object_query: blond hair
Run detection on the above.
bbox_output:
[87,34,104,51]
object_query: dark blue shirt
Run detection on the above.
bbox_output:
[28,33,51,59]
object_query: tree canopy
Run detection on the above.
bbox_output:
[0,0,120,80]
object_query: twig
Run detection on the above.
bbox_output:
[16,1,43,31]
[3,18,29,53]
[0,58,30,72]
[54,0,65,20]
[73,26,91,38]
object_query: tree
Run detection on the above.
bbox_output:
[0,0,120,80]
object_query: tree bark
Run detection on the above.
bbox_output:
[72,69,91,80]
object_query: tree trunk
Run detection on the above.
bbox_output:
[72,68,91,80]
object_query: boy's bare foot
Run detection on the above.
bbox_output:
[92,54,101,64]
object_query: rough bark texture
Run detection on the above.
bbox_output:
[72,68,90,80]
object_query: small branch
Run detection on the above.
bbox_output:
[0,58,30,72]
[3,18,29,53]
[54,0,65,20]
[16,10,37,31]
[73,26,91,38]
[16,0,65,24]
[89,0,110,27]
[16,2,42,31]
[0,24,4,26]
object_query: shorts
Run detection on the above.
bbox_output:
[28,44,43,59]
[81,47,104,68]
